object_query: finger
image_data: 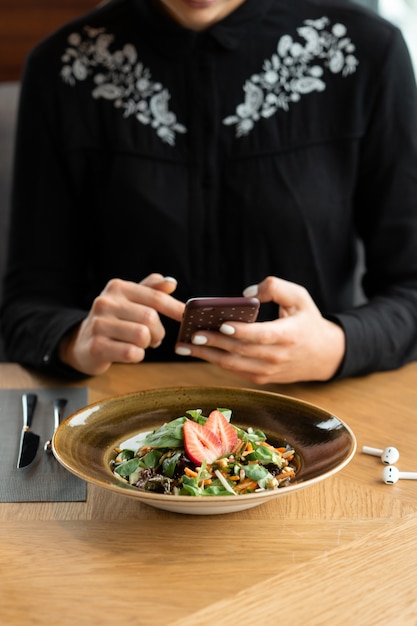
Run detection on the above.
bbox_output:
[176,342,281,381]
[139,273,166,286]
[244,276,312,311]
[220,319,293,345]
[139,274,178,295]
[196,315,295,351]
[191,320,293,353]
[90,293,166,348]
[91,315,156,350]
[140,285,184,321]
[87,333,147,366]
[105,278,185,322]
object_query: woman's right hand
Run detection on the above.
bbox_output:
[58,273,185,375]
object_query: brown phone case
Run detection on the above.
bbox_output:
[177,297,260,344]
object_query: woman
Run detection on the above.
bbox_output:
[2,0,417,383]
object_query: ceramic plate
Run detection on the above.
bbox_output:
[53,386,356,515]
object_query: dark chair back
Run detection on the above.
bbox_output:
[0,82,20,361]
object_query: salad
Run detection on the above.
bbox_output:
[112,408,297,497]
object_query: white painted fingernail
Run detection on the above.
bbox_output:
[192,335,207,345]
[220,323,235,336]
[243,284,258,297]
[175,346,192,356]
[163,276,177,283]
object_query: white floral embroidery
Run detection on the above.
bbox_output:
[60,27,187,146]
[60,18,359,145]
[223,17,359,137]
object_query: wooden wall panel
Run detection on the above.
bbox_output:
[0,1,99,81]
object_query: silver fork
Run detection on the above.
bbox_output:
[44,398,68,454]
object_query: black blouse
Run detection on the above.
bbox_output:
[2,0,417,379]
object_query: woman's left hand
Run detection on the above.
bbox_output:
[175,276,346,384]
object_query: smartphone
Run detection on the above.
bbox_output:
[177,296,260,344]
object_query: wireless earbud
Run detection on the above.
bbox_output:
[362,445,400,465]
[382,466,417,485]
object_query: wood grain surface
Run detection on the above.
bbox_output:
[1,361,417,625]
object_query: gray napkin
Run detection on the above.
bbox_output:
[0,387,88,502]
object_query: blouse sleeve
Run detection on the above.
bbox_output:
[0,46,90,378]
[332,26,417,378]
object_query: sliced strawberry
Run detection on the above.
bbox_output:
[204,410,238,456]
[183,419,222,465]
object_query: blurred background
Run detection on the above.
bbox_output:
[378,0,417,73]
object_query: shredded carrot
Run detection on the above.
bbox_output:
[184,466,213,485]
[219,470,237,481]
[278,469,295,480]
[239,477,257,487]
[235,479,258,492]
[259,441,276,451]
[242,441,255,457]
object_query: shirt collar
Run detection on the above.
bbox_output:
[131,0,275,54]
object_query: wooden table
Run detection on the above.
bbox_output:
[1,361,417,625]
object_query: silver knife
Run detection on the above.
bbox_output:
[17,393,40,468]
